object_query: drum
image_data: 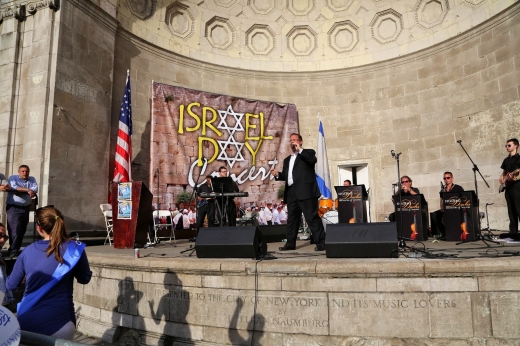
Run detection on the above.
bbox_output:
[318,198,333,216]
[322,210,338,231]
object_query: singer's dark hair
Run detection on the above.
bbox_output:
[218,166,227,172]
[444,172,453,177]
[344,180,351,184]
[290,133,302,141]
[506,138,519,146]
[401,175,412,183]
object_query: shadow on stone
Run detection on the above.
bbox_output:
[149,272,191,345]
[102,277,144,345]
[229,297,265,346]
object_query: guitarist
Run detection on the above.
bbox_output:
[194,175,216,239]
[500,138,520,236]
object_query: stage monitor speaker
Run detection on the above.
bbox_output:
[258,224,286,243]
[325,222,398,258]
[195,226,267,259]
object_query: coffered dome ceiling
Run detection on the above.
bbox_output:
[118,0,516,71]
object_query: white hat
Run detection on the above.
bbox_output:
[183,209,188,214]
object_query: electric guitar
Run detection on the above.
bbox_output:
[499,168,520,192]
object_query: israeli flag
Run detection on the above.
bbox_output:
[316,119,332,198]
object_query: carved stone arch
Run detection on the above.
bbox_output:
[246,24,276,55]
[414,0,450,29]
[369,9,403,44]
[287,0,315,16]
[328,20,359,53]
[286,25,317,56]
[127,0,156,21]
[326,0,354,12]
[165,2,195,39]
[205,16,235,50]
[248,0,276,15]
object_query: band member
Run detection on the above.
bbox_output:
[6,165,38,257]
[500,138,520,235]
[343,180,352,186]
[271,133,326,251]
[217,166,239,226]
[195,175,216,235]
[389,176,420,222]
[430,172,464,237]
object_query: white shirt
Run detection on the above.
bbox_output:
[264,207,272,222]
[273,209,280,224]
[278,209,287,222]
[287,149,302,186]
[257,209,266,225]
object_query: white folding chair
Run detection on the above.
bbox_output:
[100,204,113,246]
[153,210,175,244]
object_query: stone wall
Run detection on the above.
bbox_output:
[75,253,520,345]
[0,0,117,229]
[116,2,520,229]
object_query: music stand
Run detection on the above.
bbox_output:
[211,177,234,226]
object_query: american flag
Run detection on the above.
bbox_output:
[113,72,132,182]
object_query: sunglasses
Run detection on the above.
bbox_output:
[443,177,452,180]
[505,144,514,148]
[401,180,410,183]
[0,234,8,239]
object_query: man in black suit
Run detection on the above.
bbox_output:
[271,133,326,251]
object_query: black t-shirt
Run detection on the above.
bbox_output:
[501,153,520,188]
[197,183,215,202]
[439,184,464,197]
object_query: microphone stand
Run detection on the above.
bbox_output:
[391,151,412,251]
[455,140,499,246]
[181,159,203,249]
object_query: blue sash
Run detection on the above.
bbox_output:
[17,241,86,317]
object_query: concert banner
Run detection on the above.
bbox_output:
[151,82,299,209]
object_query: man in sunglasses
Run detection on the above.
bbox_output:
[6,165,38,257]
[500,138,520,236]
[431,172,464,237]
[389,176,420,221]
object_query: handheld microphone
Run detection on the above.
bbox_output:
[391,150,395,157]
[457,140,462,144]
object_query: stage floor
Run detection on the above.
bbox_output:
[87,233,520,260]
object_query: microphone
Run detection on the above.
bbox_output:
[440,181,445,193]
[457,140,462,143]
[391,150,395,157]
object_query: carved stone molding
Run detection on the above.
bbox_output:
[286,25,317,56]
[215,0,238,8]
[326,0,354,12]
[463,0,485,7]
[165,2,194,39]
[205,16,235,50]
[370,9,403,44]
[248,0,276,15]
[127,0,156,21]
[287,0,315,16]
[328,20,359,53]
[246,24,275,55]
[1,0,59,23]
[414,0,449,29]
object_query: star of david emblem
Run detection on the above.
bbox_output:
[217,136,245,168]
[217,105,244,137]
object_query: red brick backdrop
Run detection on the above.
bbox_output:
[151,82,299,209]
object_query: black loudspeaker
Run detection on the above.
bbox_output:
[325,222,398,258]
[195,227,267,259]
[258,224,286,243]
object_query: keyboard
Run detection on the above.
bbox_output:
[199,192,249,198]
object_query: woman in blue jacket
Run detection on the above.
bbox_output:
[7,205,92,339]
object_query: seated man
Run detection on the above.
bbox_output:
[430,172,464,237]
[389,175,419,222]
